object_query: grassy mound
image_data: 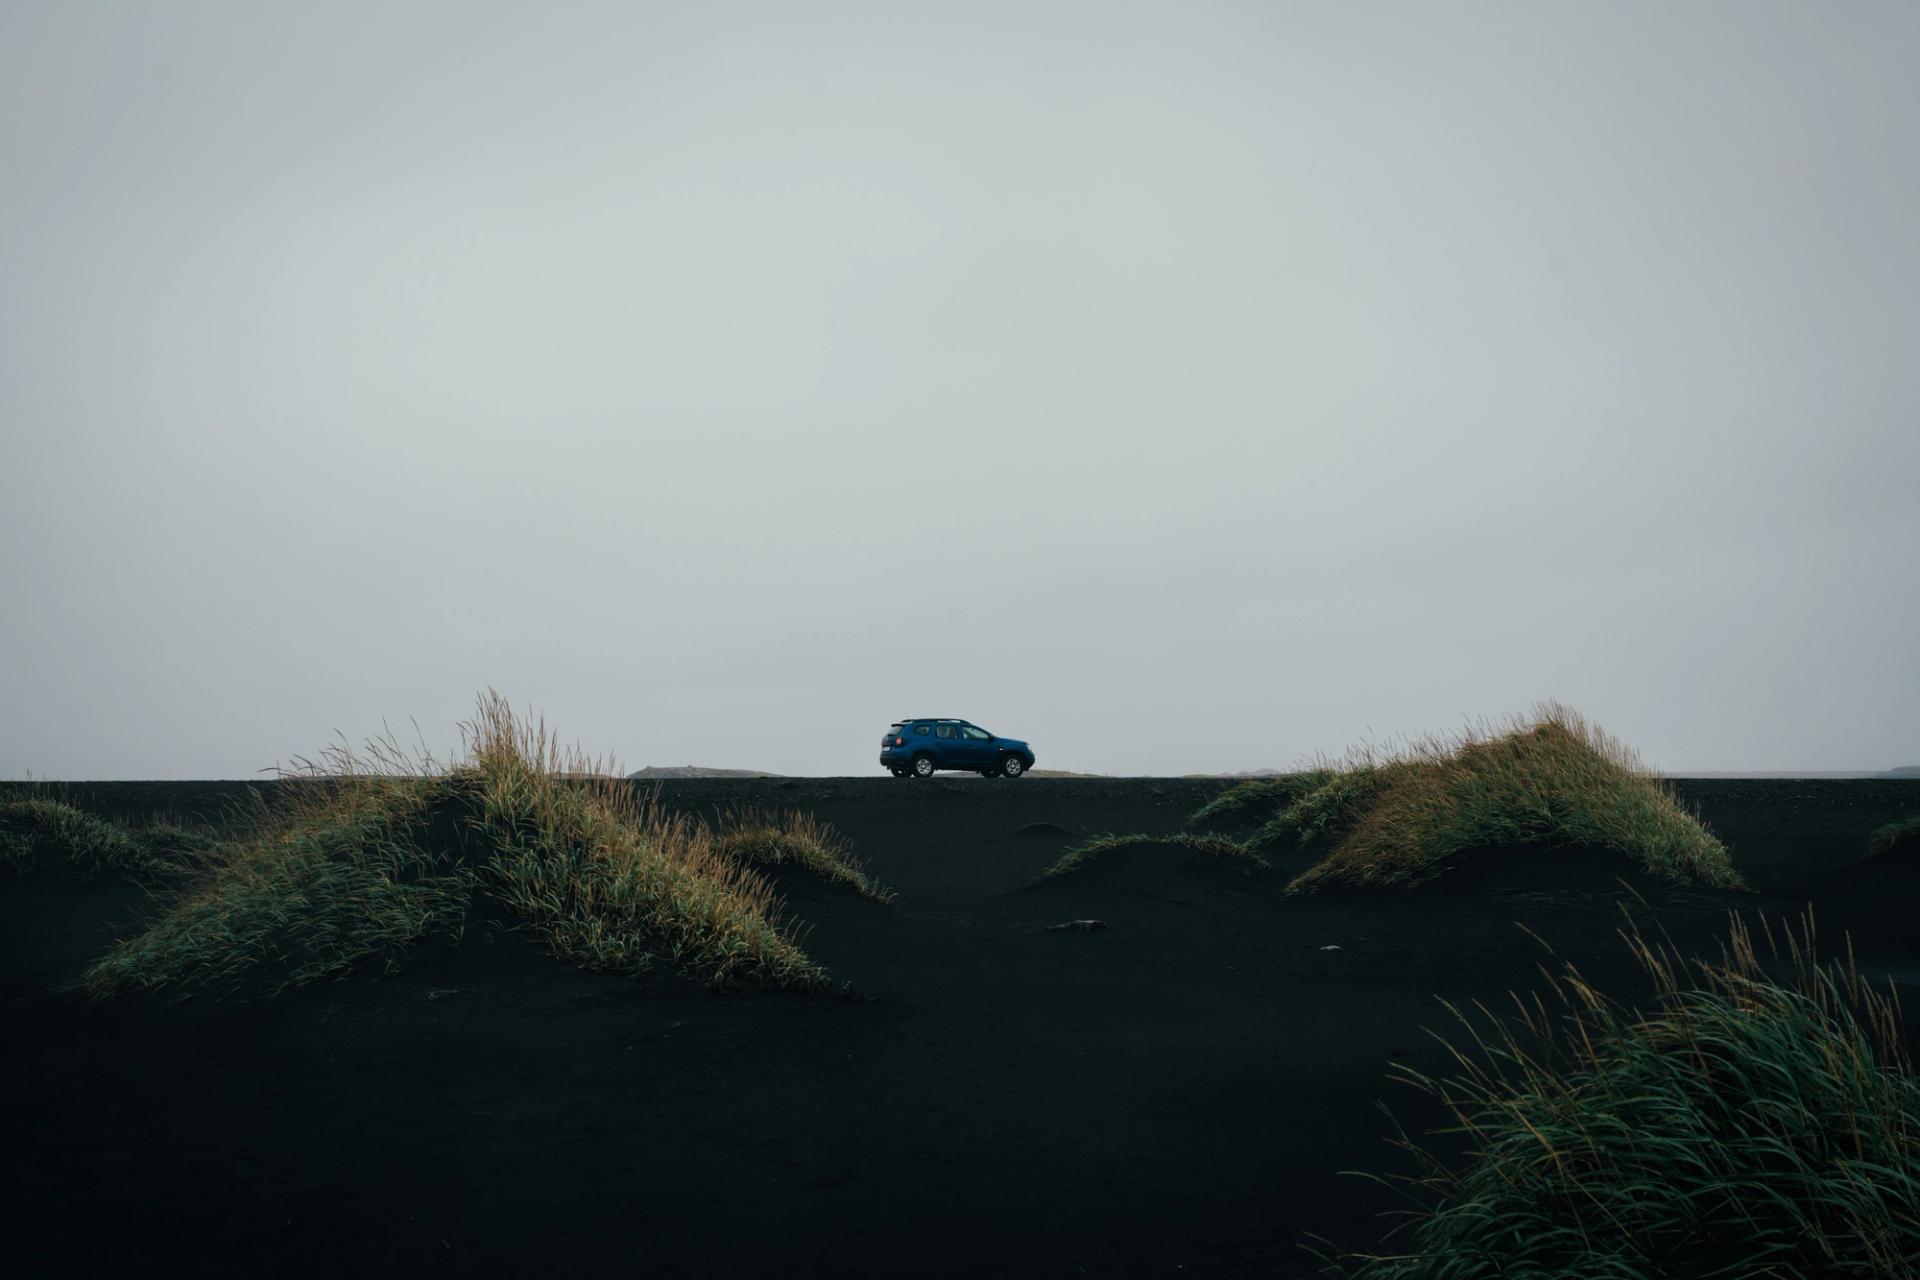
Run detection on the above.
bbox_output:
[1330,913,1920,1279]
[1043,831,1269,880]
[1269,705,1740,893]
[0,798,200,878]
[1188,771,1337,827]
[707,806,894,902]
[128,818,227,862]
[82,694,827,999]
[82,775,470,996]
[1867,815,1920,863]
[462,699,821,990]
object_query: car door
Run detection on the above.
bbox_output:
[956,724,995,767]
[932,722,962,764]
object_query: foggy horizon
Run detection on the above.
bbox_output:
[4,2,1917,780]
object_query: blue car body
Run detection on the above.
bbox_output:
[879,719,1036,779]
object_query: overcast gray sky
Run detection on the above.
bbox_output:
[3,1,1916,779]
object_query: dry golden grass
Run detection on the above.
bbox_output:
[459,695,823,989]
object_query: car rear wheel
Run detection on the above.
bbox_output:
[1002,757,1026,778]
[889,767,908,778]
[912,754,935,779]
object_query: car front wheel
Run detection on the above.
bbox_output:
[1002,757,1026,778]
[912,755,935,779]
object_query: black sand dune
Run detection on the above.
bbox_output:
[3,777,1918,1278]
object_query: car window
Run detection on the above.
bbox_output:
[913,724,930,735]
[935,724,956,739]
[962,726,990,740]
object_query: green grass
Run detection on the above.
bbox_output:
[0,798,192,878]
[1187,771,1337,826]
[81,693,831,998]
[82,774,473,997]
[129,817,227,862]
[1326,912,1920,1279]
[1275,705,1741,893]
[1867,815,1920,862]
[1042,831,1269,880]
[707,805,895,902]
[1248,766,1399,854]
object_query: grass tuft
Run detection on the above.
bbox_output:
[460,695,824,991]
[128,817,228,863]
[1867,815,1920,862]
[1249,767,1398,854]
[1281,704,1741,893]
[1043,831,1268,880]
[1187,771,1337,826]
[82,773,471,998]
[1327,911,1920,1279]
[0,798,184,878]
[708,806,895,902]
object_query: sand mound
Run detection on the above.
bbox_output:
[1009,821,1076,839]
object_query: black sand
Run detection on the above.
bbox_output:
[3,778,1917,1277]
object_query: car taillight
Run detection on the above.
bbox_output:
[894,736,904,746]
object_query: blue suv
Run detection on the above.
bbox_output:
[879,719,1036,779]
